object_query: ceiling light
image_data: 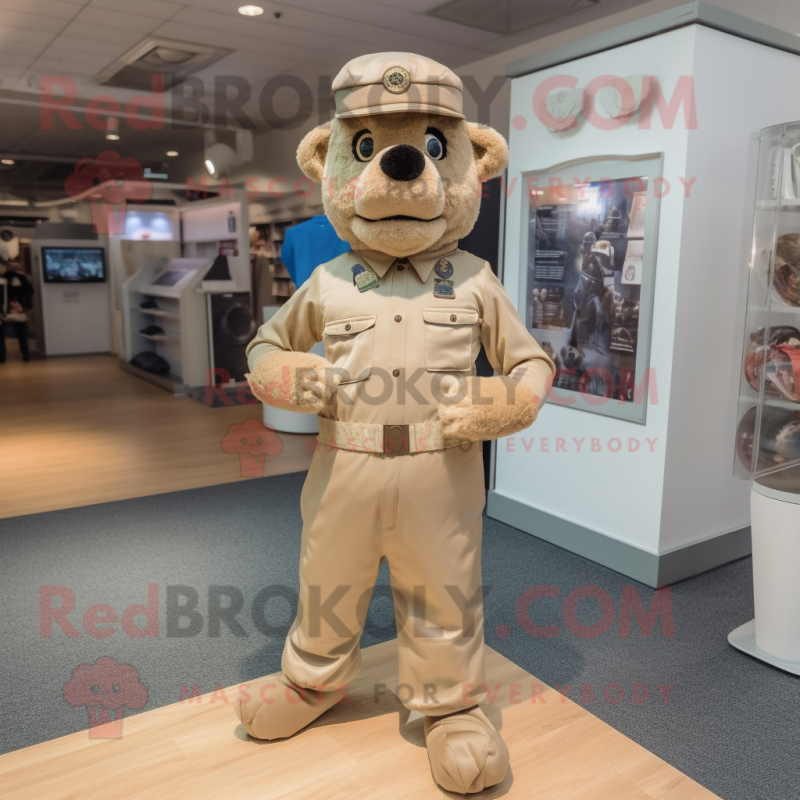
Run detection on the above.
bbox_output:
[238,5,264,16]
[204,130,253,177]
[166,150,179,157]
[1,159,14,166]
[105,117,120,141]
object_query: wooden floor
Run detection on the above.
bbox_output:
[0,353,313,519]
[0,640,719,800]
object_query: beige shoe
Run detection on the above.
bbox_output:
[424,706,510,794]
[234,672,343,740]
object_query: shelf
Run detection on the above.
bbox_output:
[141,333,181,343]
[757,199,800,210]
[119,358,188,396]
[139,308,180,321]
[740,394,800,411]
[746,304,800,313]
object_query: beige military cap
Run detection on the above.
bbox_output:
[332,52,464,119]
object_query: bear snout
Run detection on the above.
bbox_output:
[380,145,426,182]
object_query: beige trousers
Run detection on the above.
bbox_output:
[282,441,489,715]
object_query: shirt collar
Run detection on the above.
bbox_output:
[356,242,459,283]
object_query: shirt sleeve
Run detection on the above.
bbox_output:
[246,264,323,370]
[480,262,555,392]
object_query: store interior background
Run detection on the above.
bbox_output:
[3,1,800,798]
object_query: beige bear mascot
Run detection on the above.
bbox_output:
[237,52,555,794]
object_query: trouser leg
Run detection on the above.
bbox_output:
[383,441,488,715]
[282,446,384,691]
[14,322,29,361]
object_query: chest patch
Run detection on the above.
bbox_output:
[433,278,455,299]
[352,263,378,293]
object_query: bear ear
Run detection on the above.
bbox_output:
[297,123,332,183]
[467,123,509,182]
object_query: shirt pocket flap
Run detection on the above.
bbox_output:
[422,308,479,326]
[323,315,377,336]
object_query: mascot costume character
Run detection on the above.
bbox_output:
[236,52,555,794]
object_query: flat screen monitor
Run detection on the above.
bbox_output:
[42,247,106,283]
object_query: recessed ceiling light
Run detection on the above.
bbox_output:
[1,159,14,165]
[166,150,179,157]
[105,117,120,141]
[238,5,264,16]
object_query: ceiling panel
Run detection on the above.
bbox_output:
[0,9,72,34]
[73,6,167,34]
[168,4,491,64]
[0,66,28,83]
[0,0,83,21]
[151,20,343,65]
[0,39,53,57]
[34,56,112,77]
[59,21,151,47]
[267,0,410,28]
[88,0,183,21]
[0,25,58,46]
[388,12,503,47]
[46,33,134,58]
[0,54,37,69]
[367,0,442,11]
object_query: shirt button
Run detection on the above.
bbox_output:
[345,323,351,331]
[394,315,402,322]
[397,264,405,271]
[392,369,400,377]
[450,314,457,322]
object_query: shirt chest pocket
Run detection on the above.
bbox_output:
[422,308,480,372]
[323,315,376,384]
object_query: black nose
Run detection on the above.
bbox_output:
[380,145,425,182]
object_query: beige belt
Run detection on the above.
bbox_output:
[317,417,468,455]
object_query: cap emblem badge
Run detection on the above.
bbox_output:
[383,66,411,94]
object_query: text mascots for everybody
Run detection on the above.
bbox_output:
[237,52,555,794]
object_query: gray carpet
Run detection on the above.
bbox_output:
[0,472,796,800]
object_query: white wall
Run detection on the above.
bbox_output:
[497,26,697,555]
[660,26,800,551]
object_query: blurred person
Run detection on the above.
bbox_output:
[0,259,33,363]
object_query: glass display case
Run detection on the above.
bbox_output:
[735,121,800,503]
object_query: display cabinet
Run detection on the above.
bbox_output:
[730,120,800,673]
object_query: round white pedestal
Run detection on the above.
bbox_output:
[728,485,800,673]
[259,339,324,435]
[262,404,319,435]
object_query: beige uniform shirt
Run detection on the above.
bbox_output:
[246,244,554,426]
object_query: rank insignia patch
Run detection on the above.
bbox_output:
[433,278,455,299]
[352,263,378,292]
[434,257,454,280]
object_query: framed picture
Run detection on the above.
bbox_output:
[519,153,663,423]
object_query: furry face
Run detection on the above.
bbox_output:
[297,113,508,258]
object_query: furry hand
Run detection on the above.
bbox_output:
[247,351,340,414]
[438,376,542,442]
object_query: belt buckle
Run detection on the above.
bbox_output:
[383,424,410,454]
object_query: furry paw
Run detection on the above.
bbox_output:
[247,352,340,414]
[438,375,540,442]
[424,706,509,794]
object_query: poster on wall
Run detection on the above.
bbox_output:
[522,156,662,423]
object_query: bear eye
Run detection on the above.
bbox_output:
[424,129,446,160]
[352,130,374,162]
